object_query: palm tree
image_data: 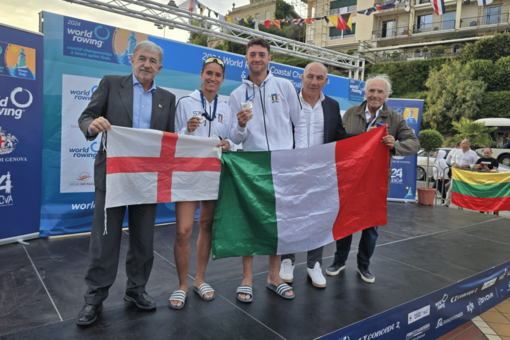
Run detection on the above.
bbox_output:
[446,117,496,148]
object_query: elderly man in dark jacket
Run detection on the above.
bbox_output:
[326,74,420,283]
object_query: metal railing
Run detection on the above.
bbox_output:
[459,13,509,28]
[372,25,410,39]
[432,166,450,206]
[413,20,456,33]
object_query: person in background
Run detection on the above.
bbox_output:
[432,150,450,204]
[474,147,499,172]
[168,57,233,309]
[444,139,478,208]
[502,137,510,149]
[279,62,352,289]
[446,142,461,165]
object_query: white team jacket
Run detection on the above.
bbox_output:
[175,90,234,149]
[229,72,301,151]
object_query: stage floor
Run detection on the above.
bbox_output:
[1,203,509,339]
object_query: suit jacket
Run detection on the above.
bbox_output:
[322,95,351,143]
[342,101,420,192]
[78,74,176,191]
[294,92,352,148]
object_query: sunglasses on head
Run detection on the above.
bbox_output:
[203,57,225,68]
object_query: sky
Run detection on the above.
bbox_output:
[0,0,249,42]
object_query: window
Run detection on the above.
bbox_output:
[423,48,429,56]
[417,14,433,29]
[329,24,356,40]
[265,10,271,20]
[382,20,395,38]
[485,6,502,25]
[442,12,456,30]
[330,0,357,15]
[414,49,421,57]
[453,44,461,53]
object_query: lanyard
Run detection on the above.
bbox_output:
[365,110,380,131]
[200,91,218,121]
[245,81,267,102]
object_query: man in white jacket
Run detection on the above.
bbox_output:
[229,38,301,302]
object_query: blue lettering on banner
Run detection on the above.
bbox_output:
[319,262,510,340]
[63,16,116,63]
[348,79,365,102]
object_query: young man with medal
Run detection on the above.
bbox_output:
[229,38,302,302]
[169,57,232,309]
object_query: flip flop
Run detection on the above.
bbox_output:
[236,285,253,303]
[168,290,187,310]
[193,283,216,301]
[266,282,295,300]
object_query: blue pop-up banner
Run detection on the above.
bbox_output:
[0,24,43,243]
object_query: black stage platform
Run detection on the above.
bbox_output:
[1,203,509,340]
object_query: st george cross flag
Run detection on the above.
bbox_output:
[105,126,222,208]
[211,127,389,259]
[429,0,446,15]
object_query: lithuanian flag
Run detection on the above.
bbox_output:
[452,168,510,211]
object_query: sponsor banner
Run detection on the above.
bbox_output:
[0,24,43,241]
[386,99,424,201]
[348,79,366,103]
[319,261,510,340]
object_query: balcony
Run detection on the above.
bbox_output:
[413,20,456,34]
[372,25,410,40]
[459,13,509,28]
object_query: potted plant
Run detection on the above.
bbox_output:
[417,129,444,205]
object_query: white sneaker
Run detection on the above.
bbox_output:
[307,262,326,288]
[279,259,295,283]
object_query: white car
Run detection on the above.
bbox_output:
[417,148,510,181]
[417,148,454,181]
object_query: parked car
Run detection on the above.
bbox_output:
[417,148,454,181]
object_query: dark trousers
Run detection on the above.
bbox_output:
[84,188,157,305]
[334,227,378,267]
[281,247,324,268]
[433,179,450,199]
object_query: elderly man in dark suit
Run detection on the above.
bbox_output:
[76,41,176,326]
[279,62,352,289]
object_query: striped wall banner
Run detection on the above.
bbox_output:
[451,168,510,211]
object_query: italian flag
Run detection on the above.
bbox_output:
[212,127,389,259]
[452,168,510,211]
[105,126,222,208]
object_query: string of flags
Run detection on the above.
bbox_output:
[187,0,496,33]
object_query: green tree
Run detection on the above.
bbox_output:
[445,117,496,148]
[467,59,496,91]
[274,0,297,19]
[418,129,444,188]
[431,45,446,56]
[493,56,510,91]
[461,32,510,63]
[423,60,487,134]
[189,20,208,46]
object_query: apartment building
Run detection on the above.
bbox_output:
[306,0,510,60]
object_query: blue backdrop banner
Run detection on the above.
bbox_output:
[386,99,424,201]
[0,24,43,241]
